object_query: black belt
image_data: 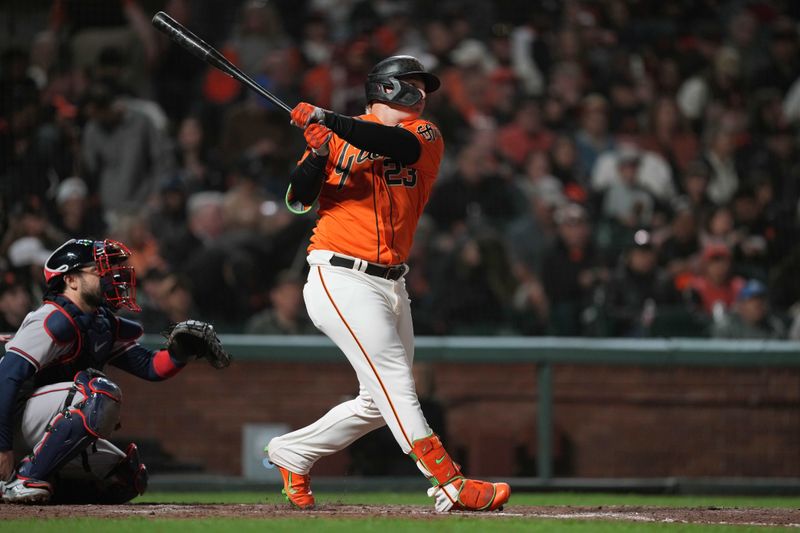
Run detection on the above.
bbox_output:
[329,255,407,281]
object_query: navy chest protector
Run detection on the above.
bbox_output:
[35,296,117,387]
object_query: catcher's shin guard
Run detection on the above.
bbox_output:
[18,371,121,482]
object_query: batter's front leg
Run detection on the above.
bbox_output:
[303,266,432,453]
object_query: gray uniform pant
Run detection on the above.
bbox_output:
[16,382,125,489]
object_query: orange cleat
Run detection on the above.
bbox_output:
[277,465,315,509]
[427,477,510,512]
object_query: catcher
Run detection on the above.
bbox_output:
[0,238,230,504]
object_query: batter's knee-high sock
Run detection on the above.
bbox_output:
[409,434,511,512]
[408,434,462,486]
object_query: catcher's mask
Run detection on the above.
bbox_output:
[365,55,440,107]
[44,238,141,312]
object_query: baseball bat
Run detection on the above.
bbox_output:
[151,11,293,114]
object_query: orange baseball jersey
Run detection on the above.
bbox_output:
[287,114,444,265]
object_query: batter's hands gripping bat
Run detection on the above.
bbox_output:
[151,11,292,114]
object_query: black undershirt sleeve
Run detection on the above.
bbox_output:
[289,153,328,205]
[323,112,421,165]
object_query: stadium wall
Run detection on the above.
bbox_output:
[108,337,800,478]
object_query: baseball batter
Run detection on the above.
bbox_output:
[0,238,229,504]
[266,55,510,512]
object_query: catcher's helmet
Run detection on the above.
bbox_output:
[365,55,440,107]
[44,239,140,311]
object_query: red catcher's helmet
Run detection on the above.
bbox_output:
[44,239,141,311]
[365,55,440,107]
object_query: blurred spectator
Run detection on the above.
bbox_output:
[680,160,715,222]
[703,124,740,205]
[496,99,554,169]
[245,270,317,335]
[1,197,66,256]
[132,268,172,333]
[700,205,740,250]
[592,142,675,204]
[686,243,746,317]
[657,200,701,290]
[53,176,105,238]
[224,153,300,250]
[160,191,226,273]
[549,134,585,193]
[426,142,519,233]
[601,145,655,229]
[225,1,290,77]
[677,46,744,122]
[639,96,699,177]
[431,232,517,335]
[149,177,189,246]
[219,81,296,187]
[81,81,175,213]
[752,17,799,94]
[542,203,609,335]
[93,47,169,133]
[5,236,53,303]
[573,93,614,179]
[712,279,785,339]
[509,24,547,97]
[0,77,74,205]
[297,15,335,109]
[222,156,272,233]
[108,209,166,278]
[506,177,563,276]
[50,0,159,95]
[603,229,666,337]
[155,273,197,326]
[729,187,770,280]
[0,271,33,333]
[174,115,225,193]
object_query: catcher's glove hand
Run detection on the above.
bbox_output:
[163,320,231,369]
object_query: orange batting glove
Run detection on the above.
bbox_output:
[305,123,332,156]
[291,102,326,128]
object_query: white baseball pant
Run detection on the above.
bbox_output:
[267,250,432,474]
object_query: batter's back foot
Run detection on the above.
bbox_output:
[427,477,510,512]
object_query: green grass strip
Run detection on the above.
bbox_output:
[0,517,794,533]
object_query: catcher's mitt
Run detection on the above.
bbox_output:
[163,320,231,369]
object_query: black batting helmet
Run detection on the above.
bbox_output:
[44,239,140,311]
[365,55,440,107]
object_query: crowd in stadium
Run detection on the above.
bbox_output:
[2,0,800,339]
